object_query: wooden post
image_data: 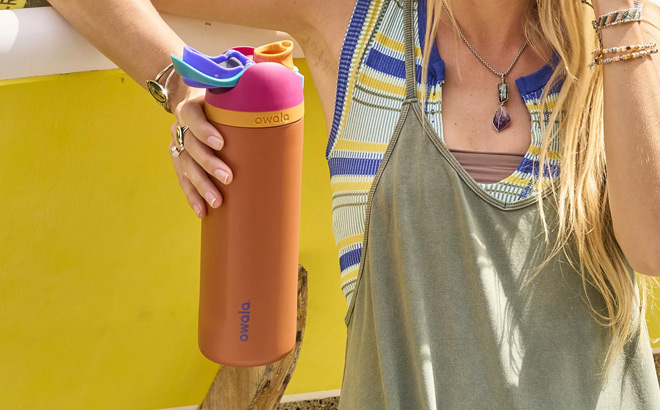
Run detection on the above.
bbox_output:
[200,265,308,410]
[655,353,660,388]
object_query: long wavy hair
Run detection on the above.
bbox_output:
[420,0,659,382]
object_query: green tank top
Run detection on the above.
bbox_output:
[338,0,660,408]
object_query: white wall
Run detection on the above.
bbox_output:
[0,7,302,80]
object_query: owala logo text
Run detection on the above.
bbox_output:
[238,301,251,342]
[255,112,290,125]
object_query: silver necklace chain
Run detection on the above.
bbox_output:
[441,2,528,79]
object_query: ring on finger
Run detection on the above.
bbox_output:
[170,125,189,158]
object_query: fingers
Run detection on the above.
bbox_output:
[181,126,234,186]
[176,90,225,151]
[171,135,226,208]
[170,139,212,218]
[169,89,234,218]
[179,148,224,209]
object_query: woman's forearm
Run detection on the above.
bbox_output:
[593,0,660,275]
[49,0,188,109]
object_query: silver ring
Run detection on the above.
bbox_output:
[171,125,189,158]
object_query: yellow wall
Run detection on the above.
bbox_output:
[1,59,659,410]
[0,60,345,410]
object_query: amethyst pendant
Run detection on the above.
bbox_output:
[492,105,511,132]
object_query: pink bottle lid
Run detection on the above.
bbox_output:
[204,41,304,128]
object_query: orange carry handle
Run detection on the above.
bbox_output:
[254,40,295,70]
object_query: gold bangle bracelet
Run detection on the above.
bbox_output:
[146,63,175,114]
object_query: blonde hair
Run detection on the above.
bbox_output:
[420,0,659,382]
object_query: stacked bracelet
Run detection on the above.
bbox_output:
[589,45,658,68]
[586,1,658,68]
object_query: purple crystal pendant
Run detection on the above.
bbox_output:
[492,78,511,131]
[493,104,511,131]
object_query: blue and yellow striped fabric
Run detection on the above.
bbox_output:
[326,0,563,306]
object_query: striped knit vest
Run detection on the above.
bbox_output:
[327,0,563,306]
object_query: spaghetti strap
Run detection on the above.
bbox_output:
[403,0,417,101]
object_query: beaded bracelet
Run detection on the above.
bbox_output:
[592,42,657,56]
[589,42,658,68]
[588,1,643,50]
[589,48,658,68]
[593,1,643,30]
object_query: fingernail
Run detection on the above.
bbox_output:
[192,204,202,218]
[214,169,230,184]
[204,191,217,207]
[208,136,223,150]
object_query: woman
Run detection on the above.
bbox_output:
[49,0,660,407]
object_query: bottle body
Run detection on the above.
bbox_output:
[172,41,305,367]
[198,119,304,367]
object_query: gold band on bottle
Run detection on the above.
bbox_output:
[204,102,304,128]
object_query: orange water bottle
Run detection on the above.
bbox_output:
[172,41,304,366]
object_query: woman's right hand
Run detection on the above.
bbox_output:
[169,85,234,218]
